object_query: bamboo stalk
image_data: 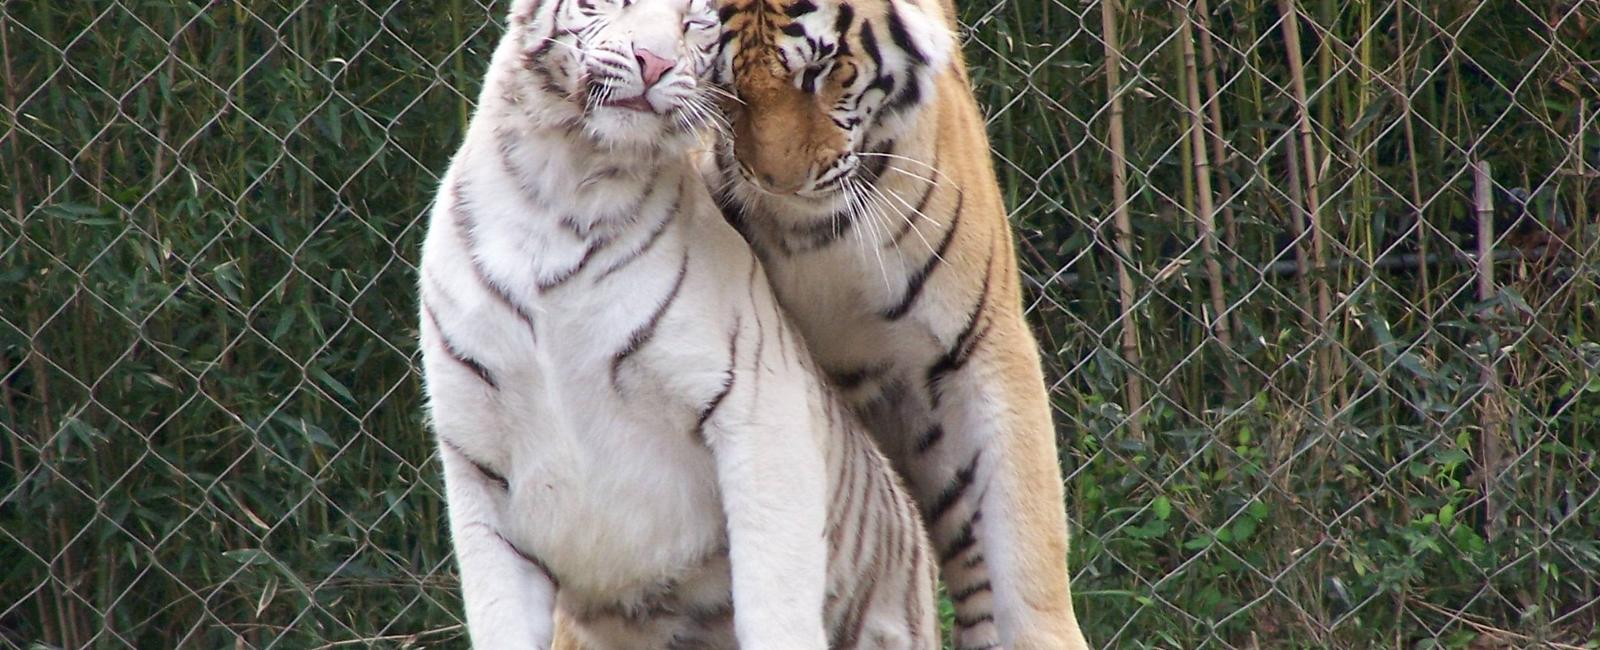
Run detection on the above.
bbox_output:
[1575,98,1590,274]
[1243,0,1283,356]
[1,0,27,501]
[1394,0,1431,319]
[1191,0,1240,319]
[7,6,75,644]
[1344,0,1374,415]
[1277,0,1334,417]
[1317,0,1335,180]
[1173,36,1201,397]
[1177,1,1231,353]
[1473,159,1501,543]
[1100,0,1144,442]
[1283,131,1315,341]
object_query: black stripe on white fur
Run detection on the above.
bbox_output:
[448,181,540,343]
[610,250,691,388]
[424,304,499,390]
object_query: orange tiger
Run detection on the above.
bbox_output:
[709,0,1090,647]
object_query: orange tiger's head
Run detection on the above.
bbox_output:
[714,0,954,200]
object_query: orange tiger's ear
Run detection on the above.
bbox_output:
[893,1,954,72]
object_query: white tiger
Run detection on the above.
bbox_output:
[416,0,937,648]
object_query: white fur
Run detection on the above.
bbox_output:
[419,1,932,648]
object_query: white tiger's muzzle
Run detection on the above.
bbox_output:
[560,0,721,150]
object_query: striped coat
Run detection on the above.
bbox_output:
[418,1,937,648]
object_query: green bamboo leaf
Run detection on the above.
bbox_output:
[310,366,357,404]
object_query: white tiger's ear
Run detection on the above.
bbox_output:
[892,0,955,73]
[508,0,579,74]
[507,0,541,25]
[507,0,557,45]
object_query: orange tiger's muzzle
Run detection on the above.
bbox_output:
[730,57,847,195]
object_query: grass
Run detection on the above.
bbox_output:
[3,0,1598,647]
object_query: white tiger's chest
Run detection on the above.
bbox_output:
[419,144,730,599]
[423,263,729,599]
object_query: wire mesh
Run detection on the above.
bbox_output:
[2,0,1597,647]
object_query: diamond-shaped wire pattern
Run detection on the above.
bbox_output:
[2,1,1597,647]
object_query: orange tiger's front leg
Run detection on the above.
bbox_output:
[906,315,1089,650]
[971,332,1087,650]
[550,611,586,650]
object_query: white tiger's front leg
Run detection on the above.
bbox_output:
[701,350,830,650]
[439,442,558,650]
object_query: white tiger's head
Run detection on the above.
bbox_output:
[505,0,723,150]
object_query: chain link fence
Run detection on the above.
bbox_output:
[2,0,1597,647]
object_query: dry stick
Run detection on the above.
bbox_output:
[313,625,468,649]
[1100,0,1145,443]
[1473,160,1501,543]
[1192,0,1241,330]
[1177,2,1231,355]
[1277,0,1334,418]
[1409,599,1589,650]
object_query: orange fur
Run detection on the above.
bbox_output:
[713,1,1089,647]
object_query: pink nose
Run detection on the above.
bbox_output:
[635,47,675,88]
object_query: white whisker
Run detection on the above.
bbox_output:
[841,180,894,294]
[683,103,726,139]
[670,91,729,140]
[875,170,942,227]
[883,165,937,187]
[689,93,731,129]
[856,151,956,188]
[710,165,740,193]
[701,84,745,106]
[866,180,942,259]
[861,184,898,294]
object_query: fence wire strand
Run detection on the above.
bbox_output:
[2,0,1598,647]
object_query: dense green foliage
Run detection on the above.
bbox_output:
[2,1,1596,647]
